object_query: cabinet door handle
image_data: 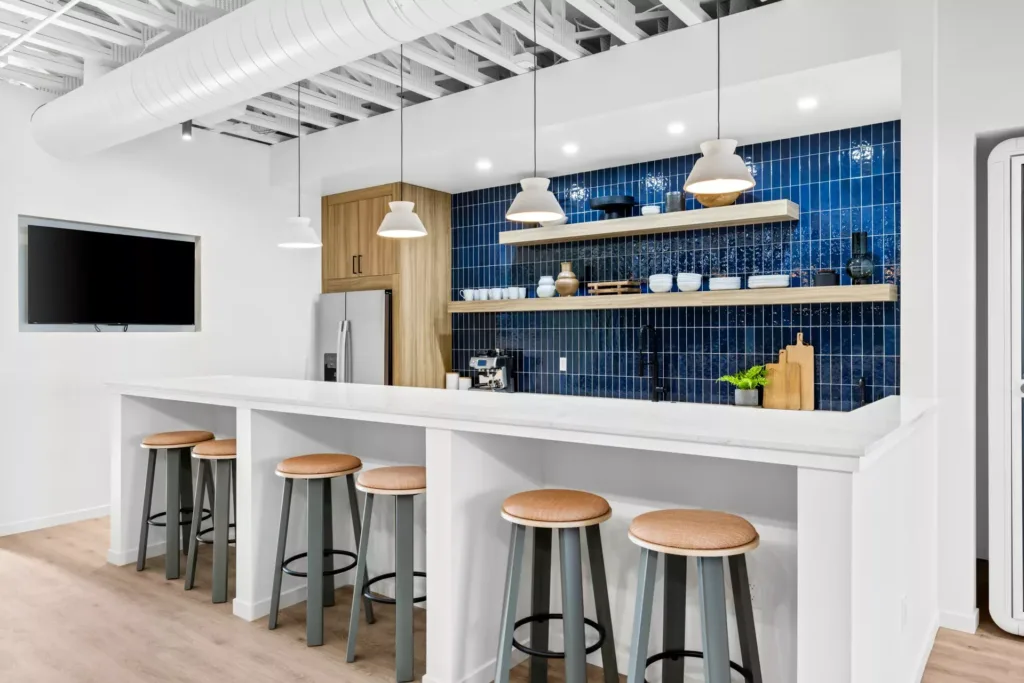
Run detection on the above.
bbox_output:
[358,254,363,274]
[352,255,357,275]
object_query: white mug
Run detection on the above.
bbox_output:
[460,289,476,301]
[476,288,489,300]
[518,287,527,299]
[458,377,472,390]
[507,287,519,300]
[489,287,503,301]
[445,372,460,390]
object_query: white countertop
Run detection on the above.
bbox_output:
[109,376,928,472]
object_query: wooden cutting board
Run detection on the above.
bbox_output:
[764,350,802,410]
[786,332,815,411]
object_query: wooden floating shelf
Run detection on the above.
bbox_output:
[448,284,897,313]
[498,199,800,247]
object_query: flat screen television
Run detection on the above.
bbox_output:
[26,224,197,326]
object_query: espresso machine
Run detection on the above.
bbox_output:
[469,350,515,392]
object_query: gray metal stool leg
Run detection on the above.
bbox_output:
[559,528,587,683]
[184,460,210,590]
[165,448,182,580]
[697,557,731,683]
[346,493,375,663]
[211,460,231,604]
[530,527,552,683]
[346,474,375,624]
[136,449,157,571]
[268,478,293,630]
[627,548,658,683]
[323,479,335,608]
[306,478,325,646]
[663,554,687,683]
[180,453,194,554]
[494,524,526,683]
[586,525,619,683]
[730,555,763,683]
[395,495,415,683]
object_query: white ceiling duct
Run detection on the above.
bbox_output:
[31,0,515,159]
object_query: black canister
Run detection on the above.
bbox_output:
[814,269,839,287]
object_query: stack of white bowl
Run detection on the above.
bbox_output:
[676,273,702,292]
[649,274,674,293]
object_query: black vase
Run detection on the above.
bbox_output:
[846,231,873,285]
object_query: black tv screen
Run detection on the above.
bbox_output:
[27,225,196,326]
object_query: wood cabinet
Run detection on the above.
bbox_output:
[322,186,397,280]
[322,183,451,389]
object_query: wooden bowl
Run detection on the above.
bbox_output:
[694,192,741,208]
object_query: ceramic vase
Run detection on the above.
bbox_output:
[735,389,760,407]
[555,262,579,296]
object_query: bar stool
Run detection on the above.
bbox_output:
[346,465,427,683]
[137,430,215,580]
[626,509,763,683]
[494,489,619,683]
[269,453,374,647]
[183,439,236,603]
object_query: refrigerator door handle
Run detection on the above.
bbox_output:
[337,320,351,383]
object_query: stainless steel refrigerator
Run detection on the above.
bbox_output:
[316,290,392,385]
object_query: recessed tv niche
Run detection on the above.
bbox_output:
[25,220,198,328]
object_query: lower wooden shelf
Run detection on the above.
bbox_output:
[448,284,897,313]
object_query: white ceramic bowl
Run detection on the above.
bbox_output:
[677,279,701,292]
[537,285,557,298]
[709,276,742,291]
[650,273,674,281]
[649,280,673,293]
[641,205,661,215]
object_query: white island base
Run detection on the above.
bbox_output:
[108,377,937,683]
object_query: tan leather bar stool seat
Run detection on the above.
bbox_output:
[628,509,759,557]
[141,430,214,449]
[192,438,237,459]
[356,466,426,495]
[276,453,362,479]
[501,488,611,528]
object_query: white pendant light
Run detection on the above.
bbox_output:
[683,1,755,196]
[279,81,321,249]
[506,0,565,224]
[378,44,427,239]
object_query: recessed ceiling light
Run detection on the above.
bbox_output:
[476,158,493,171]
[667,121,685,136]
[797,97,819,111]
[562,142,579,156]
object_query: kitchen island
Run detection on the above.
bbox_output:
[108,376,936,683]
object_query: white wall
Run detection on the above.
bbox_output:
[0,83,321,535]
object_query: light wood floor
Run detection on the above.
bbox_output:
[922,560,1024,682]
[0,518,612,683]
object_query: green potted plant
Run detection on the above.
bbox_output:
[718,365,768,407]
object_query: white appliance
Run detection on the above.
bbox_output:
[988,137,1024,634]
[317,290,392,385]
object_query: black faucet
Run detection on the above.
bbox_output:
[638,324,667,403]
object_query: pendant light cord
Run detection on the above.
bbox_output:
[297,80,302,217]
[400,43,404,202]
[533,0,538,178]
[717,0,722,140]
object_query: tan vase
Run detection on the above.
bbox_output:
[555,261,579,296]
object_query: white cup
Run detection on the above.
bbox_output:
[445,372,460,390]
[518,287,527,299]
[507,287,519,300]
[489,287,503,301]
[476,288,489,300]
[458,377,472,391]
[460,289,476,301]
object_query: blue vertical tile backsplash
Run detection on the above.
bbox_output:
[451,122,901,411]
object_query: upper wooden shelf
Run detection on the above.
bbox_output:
[448,284,897,313]
[498,199,800,246]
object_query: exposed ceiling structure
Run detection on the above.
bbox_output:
[2,0,780,150]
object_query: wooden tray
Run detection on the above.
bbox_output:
[587,280,641,296]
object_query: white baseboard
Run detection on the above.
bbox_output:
[420,642,528,683]
[913,612,940,682]
[0,505,109,538]
[939,608,979,634]
[233,584,308,622]
[107,541,167,567]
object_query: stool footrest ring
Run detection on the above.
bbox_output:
[281,550,357,578]
[512,613,605,658]
[644,649,751,682]
[362,571,427,604]
[197,523,236,546]
[147,507,211,528]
